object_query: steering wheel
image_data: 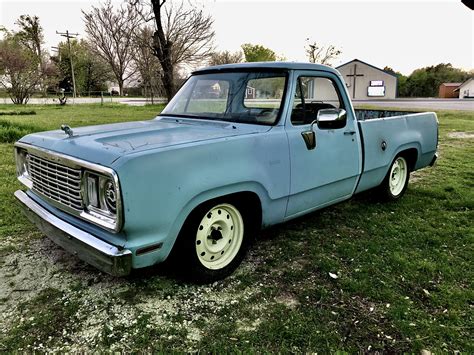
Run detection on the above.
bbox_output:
[257,108,277,117]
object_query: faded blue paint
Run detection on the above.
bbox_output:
[17,62,438,270]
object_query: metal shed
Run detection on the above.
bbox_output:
[336,59,398,100]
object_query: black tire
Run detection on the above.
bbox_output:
[377,155,410,201]
[169,197,255,283]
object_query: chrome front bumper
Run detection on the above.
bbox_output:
[15,190,132,276]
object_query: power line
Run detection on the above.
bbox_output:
[56,30,79,98]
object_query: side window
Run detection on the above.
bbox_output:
[291,76,345,126]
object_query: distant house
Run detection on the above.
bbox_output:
[439,83,461,98]
[453,78,474,99]
[336,59,397,100]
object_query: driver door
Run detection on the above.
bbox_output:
[285,71,361,218]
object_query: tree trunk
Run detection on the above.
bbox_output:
[161,64,174,102]
[118,79,124,96]
[151,0,177,102]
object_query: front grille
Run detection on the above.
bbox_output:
[28,154,83,210]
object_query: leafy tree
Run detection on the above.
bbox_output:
[15,15,43,61]
[0,18,50,104]
[53,39,114,95]
[397,75,409,97]
[131,0,215,101]
[241,43,276,62]
[208,50,243,66]
[383,66,408,97]
[402,63,470,97]
[15,15,53,94]
[305,40,341,66]
[0,34,40,104]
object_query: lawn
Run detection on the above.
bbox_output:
[0,104,472,352]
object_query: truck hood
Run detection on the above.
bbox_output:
[19,116,269,166]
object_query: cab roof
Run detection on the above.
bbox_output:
[193,61,341,75]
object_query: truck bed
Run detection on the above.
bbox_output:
[355,111,438,194]
[354,109,417,120]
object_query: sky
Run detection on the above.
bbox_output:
[1,0,473,75]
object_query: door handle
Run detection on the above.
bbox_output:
[344,130,356,135]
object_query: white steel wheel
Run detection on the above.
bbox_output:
[389,157,408,197]
[195,203,244,270]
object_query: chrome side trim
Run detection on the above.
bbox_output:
[15,190,132,276]
[14,142,123,233]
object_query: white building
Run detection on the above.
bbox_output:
[336,59,398,100]
[454,78,474,99]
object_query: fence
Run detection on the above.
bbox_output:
[0,90,167,105]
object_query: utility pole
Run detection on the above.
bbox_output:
[56,30,79,98]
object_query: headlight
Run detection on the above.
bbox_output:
[103,180,117,213]
[15,148,33,189]
[84,172,118,215]
[83,171,121,231]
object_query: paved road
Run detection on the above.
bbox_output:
[1,97,473,111]
[0,97,167,105]
[353,99,474,111]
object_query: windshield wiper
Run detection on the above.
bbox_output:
[159,113,221,121]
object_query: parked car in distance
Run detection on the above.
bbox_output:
[14,62,438,282]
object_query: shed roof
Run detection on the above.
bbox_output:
[441,83,462,87]
[453,77,474,92]
[336,59,398,78]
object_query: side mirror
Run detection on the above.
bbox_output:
[317,108,347,129]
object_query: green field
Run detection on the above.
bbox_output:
[0,104,472,352]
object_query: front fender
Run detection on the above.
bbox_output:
[111,129,290,267]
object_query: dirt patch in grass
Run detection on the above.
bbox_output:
[0,236,263,352]
[274,292,300,309]
[447,131,474,139]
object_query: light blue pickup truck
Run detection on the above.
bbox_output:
[14,62,438,282]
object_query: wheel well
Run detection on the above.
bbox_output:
[398,148,418,171]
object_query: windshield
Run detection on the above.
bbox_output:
[161,71,288,125]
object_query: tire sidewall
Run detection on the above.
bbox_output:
[382,155,410,201]
[172,197,255,283]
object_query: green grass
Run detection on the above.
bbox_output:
[0,104,472,352]
[0,103,163,134]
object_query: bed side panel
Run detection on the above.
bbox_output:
[356,112,437,193]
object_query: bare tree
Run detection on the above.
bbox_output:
[131,0,215,101]
[82,1,142,95]
[305,39,341,66]
[133,26,164,103]
[208,50,243,66]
